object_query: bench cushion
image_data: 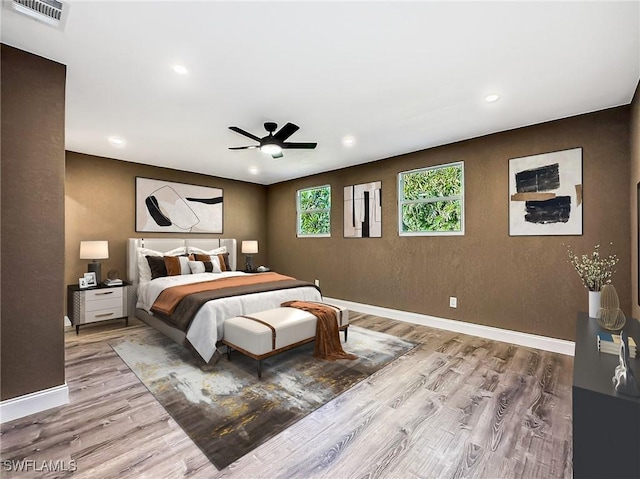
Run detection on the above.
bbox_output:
[224,307,317,356]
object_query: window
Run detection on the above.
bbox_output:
[398,161,464,235]
[297,185,331,237]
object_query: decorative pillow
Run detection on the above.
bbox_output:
[179,256,191,275]
[210,255,223,272]
[188,260,221,274]
[193,253,211,262]
[137,246,187,282]
[187,246,231,271]
[217,252,231,271]
[163,256,183,276]
[188,246,227,256]
[146,255,168,280]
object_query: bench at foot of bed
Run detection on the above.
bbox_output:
[222,305,349,378]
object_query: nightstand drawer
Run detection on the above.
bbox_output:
[85,288,123,301]
[85,296,123,312]
[83,307,124,324]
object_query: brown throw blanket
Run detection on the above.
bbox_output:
[152,272,295,316]
[282,300,357,361]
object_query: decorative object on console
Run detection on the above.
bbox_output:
[344,181,382,238]
[597,284,626,330]
[598,332,637,358]
[589,291,601,319]
[80,240,109,284]
[241,240,258,272]
[509,147,582,236]
[566,243,619,317]
[612,331,640,398]
[136,177,223,233]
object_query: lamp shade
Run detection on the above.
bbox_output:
[80,240,109,260]
[241,240,258,254]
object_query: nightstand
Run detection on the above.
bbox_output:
[67,282,132,334]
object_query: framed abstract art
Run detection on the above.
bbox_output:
[344,181,382,238]
[136,177,223,233]
[508,148,583,236]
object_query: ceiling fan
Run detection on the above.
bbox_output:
[228,122,317,159]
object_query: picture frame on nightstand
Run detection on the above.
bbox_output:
[78,277,88,289]
[84,272,97,288]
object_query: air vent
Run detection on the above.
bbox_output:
[4,0,68,29]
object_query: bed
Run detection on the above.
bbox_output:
[126,238,322,362]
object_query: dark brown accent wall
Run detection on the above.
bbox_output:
[631,81,640,321]
[267,107,631,341]
[1,45,66,400]
[65,153,268,294]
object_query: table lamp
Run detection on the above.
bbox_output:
[241,240,258,272]
[80,240,109,284]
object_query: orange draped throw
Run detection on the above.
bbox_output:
[282,300,357,361]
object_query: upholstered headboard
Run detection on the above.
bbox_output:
[127,237,237,286]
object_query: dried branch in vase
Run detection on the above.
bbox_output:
[565,243,619,292]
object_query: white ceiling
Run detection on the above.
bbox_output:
[2,1,639,185]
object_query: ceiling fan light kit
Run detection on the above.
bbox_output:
[260,143,282,155]
[229,121,317,159]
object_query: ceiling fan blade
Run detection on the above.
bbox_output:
[271,152,284,159]
[229,126,261,142]
[282,142,317,149]
[273,122,299,142]
[228,146,258,150]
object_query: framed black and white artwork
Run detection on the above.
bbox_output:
[508,148,582,236]
[344,181,382,238]
[83,272,97,288]
[136,177,223,233]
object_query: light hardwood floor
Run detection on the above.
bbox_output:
[1,314,573,478]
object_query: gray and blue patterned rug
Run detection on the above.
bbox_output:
[111,325,417,470]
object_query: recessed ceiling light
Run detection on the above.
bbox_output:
[172,65,189,75]
[108,136,125,146]
[484,93,500,103]
[342,135,356,147]
[249,167,259,175]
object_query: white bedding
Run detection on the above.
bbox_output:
[136,272,322,362]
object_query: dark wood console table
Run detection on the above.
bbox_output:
[573,312,640,478]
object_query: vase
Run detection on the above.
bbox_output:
[589,290,601,318]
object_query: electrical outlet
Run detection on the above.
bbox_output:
[314,279,320,287]
[449,296,457,308]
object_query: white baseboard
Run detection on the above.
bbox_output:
[324,297,575,356]
[0,383,69,424]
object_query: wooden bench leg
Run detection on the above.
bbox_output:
[257,359,262,379]
[226,346,232,360]
[344,326,348,342]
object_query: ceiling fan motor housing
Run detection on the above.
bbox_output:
[264,122,278,133]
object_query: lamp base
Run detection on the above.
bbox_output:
[88,262,102,284]
[245,255,254,273]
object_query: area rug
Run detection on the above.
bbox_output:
[110,325,417,470]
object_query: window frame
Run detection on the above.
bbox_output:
[397,161,465,236]
[296,184,331,238]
